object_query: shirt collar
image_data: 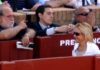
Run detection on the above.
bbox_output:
[39,22,49,30]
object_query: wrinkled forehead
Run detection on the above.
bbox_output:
[2,6,13,15]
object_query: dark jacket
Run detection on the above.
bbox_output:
[29,22,59,36]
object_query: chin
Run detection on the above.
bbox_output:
[75,39,80,43]
[47,22,52,25]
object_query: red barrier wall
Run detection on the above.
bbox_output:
[34,32,100,58]
[0,56,95,70]
[32,56,94,70]
[0,61,15,70]
[0,40,33,61]
[95,55,100,70]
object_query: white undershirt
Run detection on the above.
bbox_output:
[39,22,56,35]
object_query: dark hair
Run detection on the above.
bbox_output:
[0,5,3,16]
[35,5,51,22]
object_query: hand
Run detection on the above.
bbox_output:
[21,34,30,46]
[18,20,27,30]
[67,24,75,33]
[55,25,68,32]
[31,3,41,11]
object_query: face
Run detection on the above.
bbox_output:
[86,12,95,27]
[73,27,85,43]
[39,8,53,25]
[1,6,14,28]
[76,8,90,23]
[76,13,88,23]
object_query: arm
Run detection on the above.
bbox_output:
[24,28,36,38]
[28,0,41,10]
[45,0,64,8]
[0,25,26,40]
[21,28,36,46]
[35,24,68,36]
[28,0,38,6]
[46,24,70,35]
[36,29,47,36]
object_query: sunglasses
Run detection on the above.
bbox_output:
[73,32,80,36]
[77,13,89,16]
[76,9,93,16]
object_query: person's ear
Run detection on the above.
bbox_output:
[38,13,43,19]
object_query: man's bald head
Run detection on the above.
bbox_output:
[75,7,91,14]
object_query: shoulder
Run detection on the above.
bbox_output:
[87,42,100,51]
[29,22,39,27]
[32,22,40,27]
[87,42,98,47]
[87,42,100,54]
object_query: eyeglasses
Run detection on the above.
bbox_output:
[73,32,80,36]
[4,15,14,18]
[76,9,92,16]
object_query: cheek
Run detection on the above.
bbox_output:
[77,16,85,21]
[44,17,52,23]
[75,35,85,42]
[78,36,85,41]
[43,17,48,23]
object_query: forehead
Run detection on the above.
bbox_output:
[76,7,90,14]
[3,7,13,15]
[44,8,53,13]
[74,27,81,32]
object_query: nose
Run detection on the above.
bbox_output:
[50,13,53,18]
[10,16,14,21]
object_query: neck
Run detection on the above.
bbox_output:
[79,41,86,46]
[39,20,48,26]
[78,41,87,51]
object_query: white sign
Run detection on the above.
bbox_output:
[60,38,100,46]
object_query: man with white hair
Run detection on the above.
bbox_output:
[0,2,35,46]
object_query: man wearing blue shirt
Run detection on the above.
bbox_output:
[39,0,49,5]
